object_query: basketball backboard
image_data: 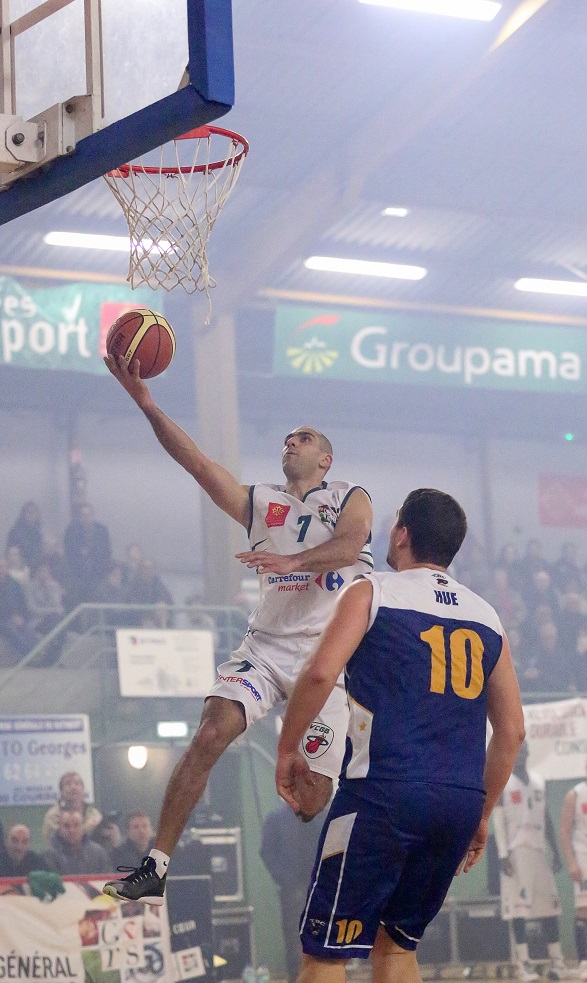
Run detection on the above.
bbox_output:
[0,0,234,224]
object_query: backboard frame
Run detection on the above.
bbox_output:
[0,0,235,226]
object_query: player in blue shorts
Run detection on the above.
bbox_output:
[276,488,525,983]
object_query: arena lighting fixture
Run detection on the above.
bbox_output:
[44,231,171,253]
[515,278,587,297]
[381,207,409,217]
[157,721,188,739]
[304,256,427,280]
[358,0,501,21]
[127,745,148,769]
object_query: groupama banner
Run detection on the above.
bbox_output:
[0,276,154,373]
[273,306,587,394]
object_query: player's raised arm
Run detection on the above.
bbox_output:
[276,578,372,810]
[238,487,372,575]
[104,355,250,527]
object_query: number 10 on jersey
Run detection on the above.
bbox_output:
[420,625,484,700]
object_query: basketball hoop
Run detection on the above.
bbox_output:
[104,125,249,318]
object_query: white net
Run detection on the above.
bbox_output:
[104,126,248,315]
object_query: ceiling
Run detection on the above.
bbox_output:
[1,0,587,324]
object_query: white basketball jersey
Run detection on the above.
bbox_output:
[247,481,373,637]
[502,770,546,851]
[572,781,587,853]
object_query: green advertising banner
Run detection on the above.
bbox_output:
[0,276,155,374]
[274,306,587,394]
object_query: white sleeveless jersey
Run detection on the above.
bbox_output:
[247,481,373,637]
[501,770,546,851]
[571,781,587,853]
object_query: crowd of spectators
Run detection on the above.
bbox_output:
[456,538,587,695]
[0,500,174,664]
[371,522,587,696]
[0,770,155,878]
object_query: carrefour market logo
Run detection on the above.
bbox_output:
[286,314,340,375]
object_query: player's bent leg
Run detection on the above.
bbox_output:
[297,772,333,822]
[371,928,422,983]
[297,953,347,983]
[102,697,246,905]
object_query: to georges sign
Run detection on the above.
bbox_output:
[273,307,587,393]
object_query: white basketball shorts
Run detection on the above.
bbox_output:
[500,846,561,920]
[207,628,348,781]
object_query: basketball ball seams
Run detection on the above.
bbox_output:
[106,308,175,379]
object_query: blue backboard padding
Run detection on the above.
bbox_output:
[0,0,235,226]
[189,0,235,106]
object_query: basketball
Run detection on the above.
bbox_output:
[106,308,176,379]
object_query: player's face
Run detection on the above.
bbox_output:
[282,427,330,479]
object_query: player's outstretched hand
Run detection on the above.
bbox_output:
[236,550,297,575]
[276,750,312,813]
[103,354,150,407]
[456,817,489,875]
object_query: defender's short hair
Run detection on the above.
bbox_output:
[397,489,467,568]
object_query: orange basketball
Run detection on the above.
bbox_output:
[106,308,175,379]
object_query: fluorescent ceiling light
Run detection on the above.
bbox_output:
[44,231,131,252]
[127,745,148,769]
[44,230,171,253]
[359,0,501,20]
[157,721,188,739]
[515,278,587,297]
[382,207,409,217]
[304,256,427,280]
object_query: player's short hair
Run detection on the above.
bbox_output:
[397,489,467,568]
[316,431,333,457]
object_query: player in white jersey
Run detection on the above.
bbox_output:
[560,762,587,979]
[494,741,574,982]
[101,355,373,906]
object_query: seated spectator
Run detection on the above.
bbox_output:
[519,620,571,694]
[111,812,155,870]
[0,557,38,657]
[6,546,30,589]
[127,558,173,627]
[28,562,64,633]
[496,542,524,591]
[63,503,112,609]
[42,771,102,845]
[559,590,587,661]
[519,602,557,657]
[525,568,559,615]
[42,810,111,875]
[93,564,135,628]
[91,813,122,857]
[519,539,551,595]
[552,542,584,594]
[484,567,526,631]
[120,543,143,594]
[0,824,47,877]
[40,534,68,588]
[6,502,44,572]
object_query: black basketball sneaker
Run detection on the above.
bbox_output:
[102,856,166,905]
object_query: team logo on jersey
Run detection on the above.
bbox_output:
[432,572,449,587]
[315,572,345,591]
[318,504,337,526]
[236,660,255,673]
[265,502,291,527]
[581,803,587,814]
[303,722,334,759]
[511,790,522,804]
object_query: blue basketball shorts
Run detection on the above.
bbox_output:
[300,782,484,960]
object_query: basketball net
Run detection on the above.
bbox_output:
[104,125,249,320]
